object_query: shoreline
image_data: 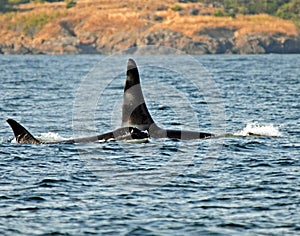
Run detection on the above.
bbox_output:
[1,33,299,55]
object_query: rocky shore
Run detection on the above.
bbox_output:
[1,29,299,55]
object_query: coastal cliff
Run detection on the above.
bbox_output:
[0,1,299,54]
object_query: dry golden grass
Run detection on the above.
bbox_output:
[235,14,298,36]
[155,12,298,37]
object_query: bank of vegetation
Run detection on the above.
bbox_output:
[200,0,299,23]
[0,0,299,54]
[1,0,299,22]
[178,0,299,25]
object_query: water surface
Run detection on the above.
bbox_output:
[0,54,299,235]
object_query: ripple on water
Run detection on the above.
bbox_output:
[0,55,299,235]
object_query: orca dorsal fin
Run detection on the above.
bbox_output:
[122,58,157,131]
[6,119,41,144]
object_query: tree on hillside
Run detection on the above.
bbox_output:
[221,0,291,15]
[276,0,300,23]
[0,0,29,12]
[0,0,9,12]
[183,0,295,17]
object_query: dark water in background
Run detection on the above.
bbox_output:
[0,54,299,235]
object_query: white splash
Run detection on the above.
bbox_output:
[37,132,67,142]
[11,138,17,143]
[234,122,283,137]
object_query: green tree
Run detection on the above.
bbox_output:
[65,0,76,9]
[171,5,183,11]
[8,0,29,3]
[213,9,225,17]
[276,0,300,22]
[0,0,9,12]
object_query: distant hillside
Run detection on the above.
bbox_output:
[185,0,300,23]
[0,0,299,54]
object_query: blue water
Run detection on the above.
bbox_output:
[0,54,299,235]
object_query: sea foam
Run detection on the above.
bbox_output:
[234,122,283,137]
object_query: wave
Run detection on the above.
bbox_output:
[36,132,67,143]
[234,122,283,138]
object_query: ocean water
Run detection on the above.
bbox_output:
[0,54,299,235]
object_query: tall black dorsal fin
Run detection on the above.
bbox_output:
[121,59,214,140]
[6,119,41,144]
[122,58,157,131]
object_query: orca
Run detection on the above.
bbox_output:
[7,58,213,144]
[6,118,148,144]
[122,58,214,140]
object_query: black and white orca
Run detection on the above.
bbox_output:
[7,58,213,144]
[122,58,214,140]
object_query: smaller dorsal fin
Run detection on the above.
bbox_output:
[6,119,41,144]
